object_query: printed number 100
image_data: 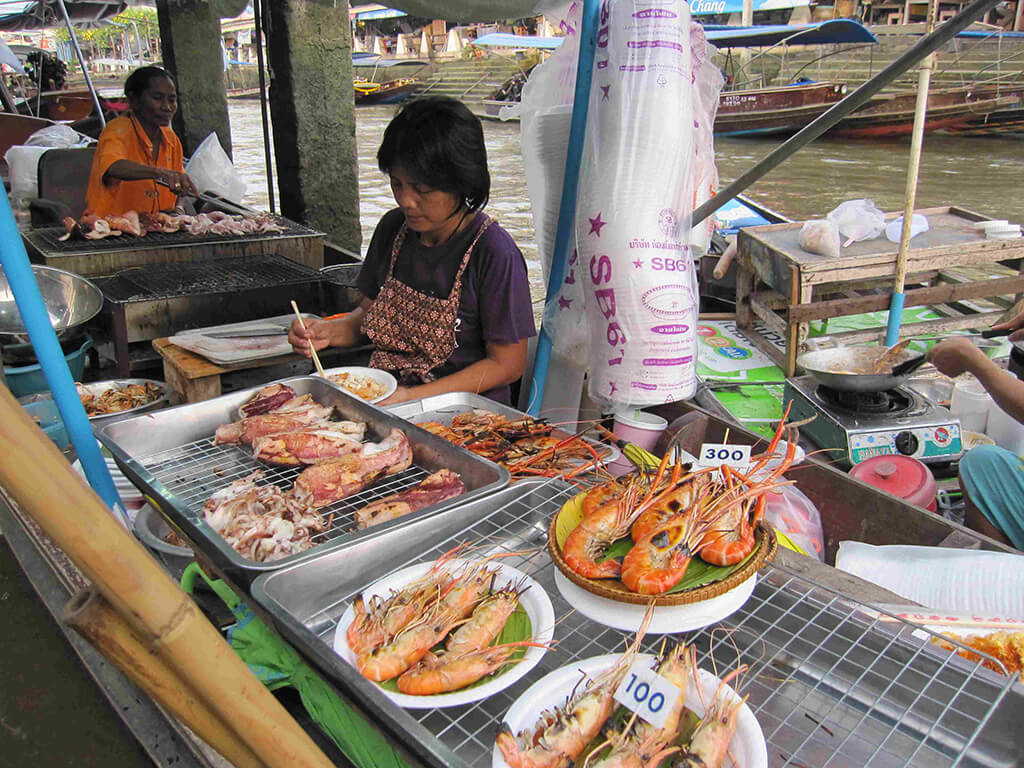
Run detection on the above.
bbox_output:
[624,673,665,714]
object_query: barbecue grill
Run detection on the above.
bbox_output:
[90,253,326,375]
[21,215,325,277]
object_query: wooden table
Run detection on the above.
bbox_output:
[152,338,311,403]
[736,206,1024,375]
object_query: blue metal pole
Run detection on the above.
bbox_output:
[0,191,125,523]
[526,0,600,417]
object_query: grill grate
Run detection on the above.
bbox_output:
[94,253,321,302]
[298,480,1014,768]
[28,215,320,254]
[138,436,430,550]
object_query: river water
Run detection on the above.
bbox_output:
[228,101,1024,298]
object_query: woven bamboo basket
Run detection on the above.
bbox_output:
[547,492,778,607]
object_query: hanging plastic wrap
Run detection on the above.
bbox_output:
[575,0,715,406]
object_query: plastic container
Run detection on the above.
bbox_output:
[949,377,991,434]
[849,454,937,512]
[986,399,1024,454]
[21,399,71,450]
[3,336,92,397]
[612,409,668,453]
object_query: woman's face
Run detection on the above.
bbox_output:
[388,167,463,237]
[131,76,177,129]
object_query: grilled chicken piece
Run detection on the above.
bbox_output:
[353,469,465,529]
[292,429,413,508]
[239,383,297,417]
[252,425,366,466]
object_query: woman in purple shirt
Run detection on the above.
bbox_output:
[289,97,536,405]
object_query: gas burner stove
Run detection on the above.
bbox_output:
[784,375,963,467]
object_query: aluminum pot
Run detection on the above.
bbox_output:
[796,346,921,392]
[0,265,103,346]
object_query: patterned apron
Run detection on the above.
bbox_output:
[363,215,493,384]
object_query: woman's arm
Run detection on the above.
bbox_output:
[103,159,197,196]
[381,339,528,405]
[289,298,371,355]
[927,337,1024,422]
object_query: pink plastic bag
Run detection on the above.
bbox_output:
[763,485,824,560]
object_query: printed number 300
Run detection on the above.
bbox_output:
[702,447,747,462]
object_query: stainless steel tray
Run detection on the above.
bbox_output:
[96,376,509,583]
[250,479,1019,768]
[78,378,169,424]
[388,392,620,465]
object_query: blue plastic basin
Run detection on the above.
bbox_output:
[3,336,93,397]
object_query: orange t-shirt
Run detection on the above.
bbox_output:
[84,115,184,217]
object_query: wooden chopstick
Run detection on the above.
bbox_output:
[290,300,326,377]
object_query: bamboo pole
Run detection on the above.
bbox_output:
[885,0,938,346]
[0,384,333,768]
[63,588,264,768]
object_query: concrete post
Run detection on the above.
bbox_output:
[265,0,360,252]
[155,0,232,157]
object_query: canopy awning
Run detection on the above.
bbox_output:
[705,19,878,47]
[0,0,127,30]
[471,32,564,49]
[351,55,429,67]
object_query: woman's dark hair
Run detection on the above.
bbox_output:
[124,66,176,100]
[377,96,490,212]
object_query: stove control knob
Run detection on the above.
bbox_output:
[895,431,919,455]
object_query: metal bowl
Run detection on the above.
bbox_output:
[0,265,104,346]
[134,503,194,576]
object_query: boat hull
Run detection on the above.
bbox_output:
[715,82,846,136]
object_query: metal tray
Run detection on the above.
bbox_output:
[96,376,509,583]
[388,392,620,465]
[251,479,1019,768]
[77,378,169,424]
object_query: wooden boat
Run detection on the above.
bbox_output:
[828,86,1018,139]
[944,85,1024,135]
[353,76,421,105]
[715,81,847,136]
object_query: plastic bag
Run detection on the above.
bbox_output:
[827,199,886,245]
[184,132,246,203]
[799,219,841,258]
[25,123,92,148]
[4,145,48,208]
[884,213,929,243]
[763,485,824,561]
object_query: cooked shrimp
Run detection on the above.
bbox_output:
[497,606,654,768]
[620,508,723,595]
[563,488,647,579]
[396,640,544,695]
[699,494,765,566]
[674,671,746,768]
[631,471,713,542]
[445,578,526,654]
[355,606,462,682]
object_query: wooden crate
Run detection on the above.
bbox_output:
[735,206,1024,375]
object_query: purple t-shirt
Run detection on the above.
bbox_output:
[357,209,537,404]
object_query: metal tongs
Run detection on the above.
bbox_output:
[156,179,252,217]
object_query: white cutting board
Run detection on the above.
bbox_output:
[169,313,318,365]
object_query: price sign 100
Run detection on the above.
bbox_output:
[612,661,682,729]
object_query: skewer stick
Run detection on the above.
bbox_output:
[291,300,325,377]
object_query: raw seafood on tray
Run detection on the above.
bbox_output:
[201,383,465,561]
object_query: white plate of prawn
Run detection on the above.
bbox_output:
[333,559,555,709]
[493,653,767,768]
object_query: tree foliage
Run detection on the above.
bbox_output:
[54,7,159,52]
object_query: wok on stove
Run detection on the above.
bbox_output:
[797,346,921,393]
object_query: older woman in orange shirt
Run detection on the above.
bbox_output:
[84,66,198,218]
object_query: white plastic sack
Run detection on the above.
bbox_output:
[576,0,706,407]
[827,198,886,245]
[185,132,246,203]
[24,124,92,148]
[799,219,841,258]
[4,145,48,208]
[685,24,725,255]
